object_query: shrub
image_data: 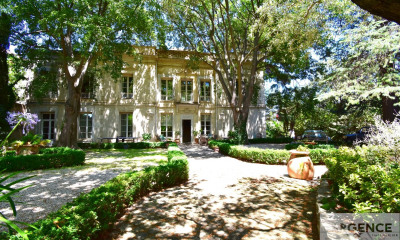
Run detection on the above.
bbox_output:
[142,133,151,141]
[6,143,188,239]
[209,140,336,164]
[249,137,293,144]
[77,142,166,149]
[0,147,85,171]
[325,146,400,213]
[285,142,336,150]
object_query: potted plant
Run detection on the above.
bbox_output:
[175,131,181,144]
[193,130,199,144]
[11,133,50,155]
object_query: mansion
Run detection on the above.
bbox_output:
[27,47,266,143]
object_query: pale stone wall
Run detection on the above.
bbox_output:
[27,48,266,143]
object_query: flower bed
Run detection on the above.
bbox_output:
[0,147,85,171]
[209,140,337,164]
[3,143,188,239]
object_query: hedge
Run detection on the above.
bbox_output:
[77,141,167,149]
[248,137,293,144]
[209,140,337,164]
[4,143,188,240]
[285,143,336,150]
[325,146,400,213]
[0,147,85,171]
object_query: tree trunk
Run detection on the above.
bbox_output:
[0,13,12,135]
[58,78,81,148]
[382,95,400,122]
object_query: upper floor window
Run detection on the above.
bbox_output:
[81,75,96,99]
[41,113,55,140]
[181,79,193,102]
[200,80,211,102]
[79,113,93,139]
[122,76,133,99]
[161,114,173,138]
[120,113,133,137]
[161,78,173,101]
[201,114,211,135]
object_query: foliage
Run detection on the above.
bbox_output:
[285,143,336,150]
[142,133,151,142]
[4,143,188,239]
[208,140,336,164]
[192,130,199,138]
[0,171,35,239]
[0,147,85,171]
[359,115,400,162]
[77,142,166,149]
[265,121,285,138]
[325,146,400,213]
[248,137,293,144]
[174,131,180,136]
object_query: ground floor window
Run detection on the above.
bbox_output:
[161,114,173,138]
[121,113,133,137]
[201,114,211,135]
[42,113,55,140]
[79,113,93,139]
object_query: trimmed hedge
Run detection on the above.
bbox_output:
[248,137,293,144]
[5,143,188,240]
[0,147,85,171]
[285,143,336,150]
[77,141,167,149]
[209,140,337,164]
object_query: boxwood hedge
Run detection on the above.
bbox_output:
[5,143,188,240]
[209,140,337,164]
[0,147,85,171]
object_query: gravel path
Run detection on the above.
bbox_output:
[110,144,328,239]
[0,149,166,229]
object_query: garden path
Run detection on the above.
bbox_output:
[110,144,328,240]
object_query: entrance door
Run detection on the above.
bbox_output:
[182,120,191,143]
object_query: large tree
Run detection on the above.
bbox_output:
[163,0,326,143]
[319,18,400,122]
[8,0,156,147]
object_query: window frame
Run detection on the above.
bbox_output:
[181,78,193,102]
[81,75,96,99]
[161,113,173,138]
[200,80,211,102]
[200,114,211,135]
[120,113,133,137]
[79,113,93,139]
[41,112,55,140]
[122,76,134,99]
[161,78,173,101]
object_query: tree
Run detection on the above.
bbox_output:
[351,0,400,25]
[319,18,400,122]
[8,0,155,147]
[163,0,326,143]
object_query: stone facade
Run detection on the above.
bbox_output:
[27,47,266,143]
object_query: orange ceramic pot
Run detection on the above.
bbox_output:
[287,156,314,180]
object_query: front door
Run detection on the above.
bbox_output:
[182,120,191,143]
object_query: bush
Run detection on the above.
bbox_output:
[6,143,188,239]
[285,143,336,150]
[209,140,336,164]
[0,147,85,171]
[249,137,293,144]
[77,142,166,149]
[325,146,400,213]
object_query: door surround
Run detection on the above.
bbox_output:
[180,114,193,143]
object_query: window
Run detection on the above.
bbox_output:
[200,80,211,101]
[42,113,55,140]
[181,79,193,102]
[201,114,211,135]
[81,75,96,99]
[79,113,93,139]
[161,78,173,100]
[122,76,133,99]
[121,113,133,137]
[161,114,173,138]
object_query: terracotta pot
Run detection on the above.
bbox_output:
[16,145,40,155]
[213,147,219,153]
[287,156,314,180]
[175,139,180,144]
[195,138,199,144]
